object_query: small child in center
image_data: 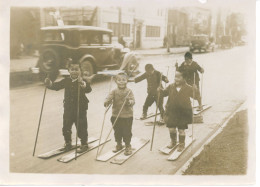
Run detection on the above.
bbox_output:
[104,72,135,156]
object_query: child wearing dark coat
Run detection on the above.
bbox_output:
[45,62,92,153]
[176,52,204,110]
[133,64,169,121]
[160,71,200,152]
[104,72,135,156]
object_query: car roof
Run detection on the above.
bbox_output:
[41,25,112,33]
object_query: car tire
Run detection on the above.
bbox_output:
[38,49,60,73]
[38,49,60,81]
[81,60,95,76]
[126,56,139,76]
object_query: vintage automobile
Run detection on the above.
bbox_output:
[221,35,233,49]
[36,25,139,81]
[189,34,215,53]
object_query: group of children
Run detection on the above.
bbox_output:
[44,51,204,155]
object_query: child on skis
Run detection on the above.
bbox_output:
[159,71,200,152]
[44,60,92,153]
[104,72,135,156]
[132,64,169,122]
[176,52,204,110]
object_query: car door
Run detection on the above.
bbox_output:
[87,31,108,68]
[101,32,115,66]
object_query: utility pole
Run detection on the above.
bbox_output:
[82,7,84,25]
[166,8,170,52]
[118,7,122,42]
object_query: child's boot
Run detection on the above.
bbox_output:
[124,144,132,156]
[159,117,165,124]
[113,142,123,153]
[177,135,186,152]
[77,141,88,153]
[167,132,177,149]
[140,113,147,120]
[61,141,72,151]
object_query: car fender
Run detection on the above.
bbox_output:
[119,51,139,70]
[79,55,97,71]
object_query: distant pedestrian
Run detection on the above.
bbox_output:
[176,52,204,110]
[159,71,200,152]
[104,72,135,156]
[44,60,92,153]
[131,64,169,122]
[119,35,126,48]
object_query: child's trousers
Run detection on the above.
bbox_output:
[63,109,88,144]
[111,117,133,145]
[143,93,164,116]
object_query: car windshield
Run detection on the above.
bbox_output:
[192,36,207,41]
[80,31,111,45]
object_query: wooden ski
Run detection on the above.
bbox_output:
[135,113,161,120]
[96,147,125,162]
[57,139,111,163]
[110,137,149,165]
[37,137,98,159]
[168,138,196,161]
[159,143,179,155]
[193,104,211,115]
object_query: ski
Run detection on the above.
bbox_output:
[37,137,98,159]
[193,104,211,115]
[96,146,125,162]
[57,139,111,163]
[110,137,149,165]
[135,113,161,120]
[168,138,196,161]
[159,143,179,155]
[145,121,164,126]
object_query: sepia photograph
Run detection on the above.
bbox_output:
[0,0,256,185]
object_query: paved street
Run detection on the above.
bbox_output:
[10,45,248,174]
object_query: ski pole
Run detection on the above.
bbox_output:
[75,79,81,160]
[96,76,113,159]
[200,65,204,106]
[164,66,169,88]
[96,104,112,159]
[98,90,132,156]
[191,73,196,153]
[150,72,163,151]
[32,75,48,156]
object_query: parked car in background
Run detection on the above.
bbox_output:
[221,35,233,49]
[36,25,139,81]
[189,34,215,53]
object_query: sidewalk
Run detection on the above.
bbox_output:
[10,56,38,73]
[134,47,189,56]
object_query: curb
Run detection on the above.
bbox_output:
[174,100,246,175]
[136,50,188,56]
[10,71,39,88]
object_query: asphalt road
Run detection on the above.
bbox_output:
[10,45,249,174]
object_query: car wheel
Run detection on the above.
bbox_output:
[39,49,60,73]
[38,49,60,81]
[81,60,94,76]
[126,56,139,76]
